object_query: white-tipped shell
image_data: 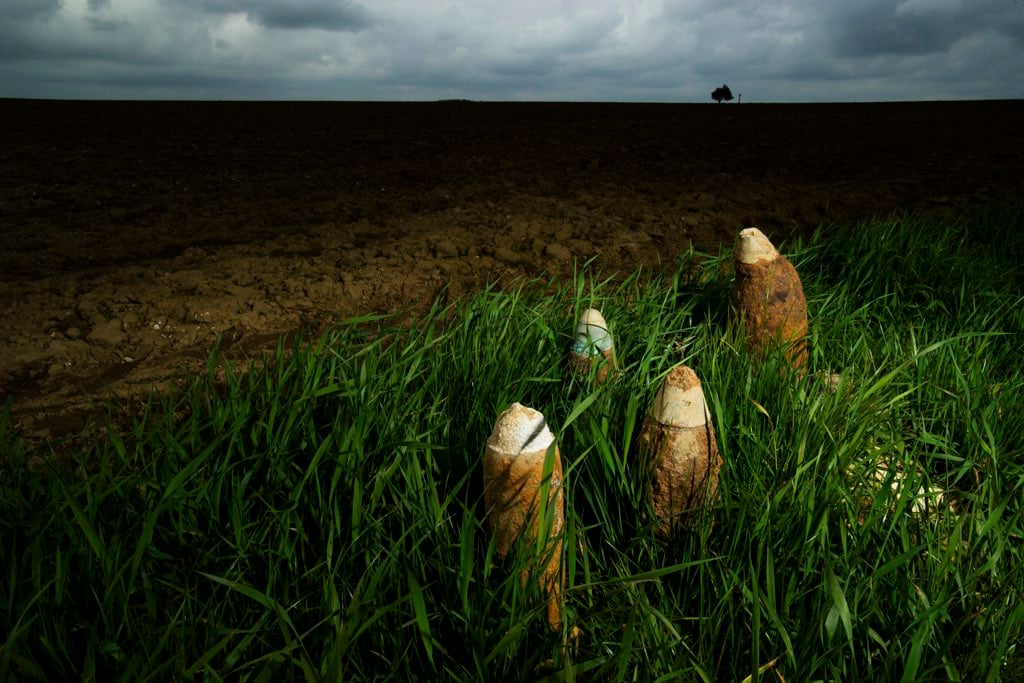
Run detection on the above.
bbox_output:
[573,308,613,354]
[736,227,778,265]
[483,402,565,631]
[487,402,555,454]
[651,383,709,428]
[641,365,721,538]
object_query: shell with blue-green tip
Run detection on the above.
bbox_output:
[568,308,615,383]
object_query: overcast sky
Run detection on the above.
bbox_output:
[2,0,1022,102]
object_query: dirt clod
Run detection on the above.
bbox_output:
[86,319,126,346]
[544,243,572,262]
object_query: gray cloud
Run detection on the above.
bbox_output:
[87,17,129,32]
[0,0,1021,101]
[175,0,374,31]
[825,0,1022,59]
[6,0,62,21]
[254,1,373,31]
[96,71,251,89]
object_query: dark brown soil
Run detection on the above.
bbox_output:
[2,99,1022,444]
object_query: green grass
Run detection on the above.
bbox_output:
[2,199,1023,681]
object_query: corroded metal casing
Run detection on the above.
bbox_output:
[568,308,615,383]
[730,227,809,371]
[482,403,564,631]
[640,366,722,538]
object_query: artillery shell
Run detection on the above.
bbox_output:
[567,308,615,383]
[730,227,809,371]
[482,402,564,630]
[639,366,722,538]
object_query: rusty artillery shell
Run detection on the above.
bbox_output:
[567,308,615,383]
[482,402,564,631]
[639,366,722,538]
[730,227,809,371]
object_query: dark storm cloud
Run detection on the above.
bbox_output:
[834,9,961,57]
[88,0,111,10]
[176,0,374,32]
[0,3,159,67]
[827,0,1023,59]
[256,1,373,31]
[0,34,32,61]
[0,32,164,66]
[6,0,62,21]
[87,17,130,33]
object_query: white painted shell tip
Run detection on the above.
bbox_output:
[488,402,555,454]
[736,227,777,264]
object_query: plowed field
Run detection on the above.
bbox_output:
[2,99,1022,443]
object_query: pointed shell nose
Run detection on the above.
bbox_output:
[573,308,613,354]
[736,227,778,265]
[487,402,555,455]
[650,366,710,428]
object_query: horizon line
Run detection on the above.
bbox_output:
[2,96,1022,105]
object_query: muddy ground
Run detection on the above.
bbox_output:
[1,99,1022,445]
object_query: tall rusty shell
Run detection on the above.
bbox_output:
[639,366,722,538]
[730,227,808,371]
[482,403,564,630]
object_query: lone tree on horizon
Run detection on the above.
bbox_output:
[712,84,734,103]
